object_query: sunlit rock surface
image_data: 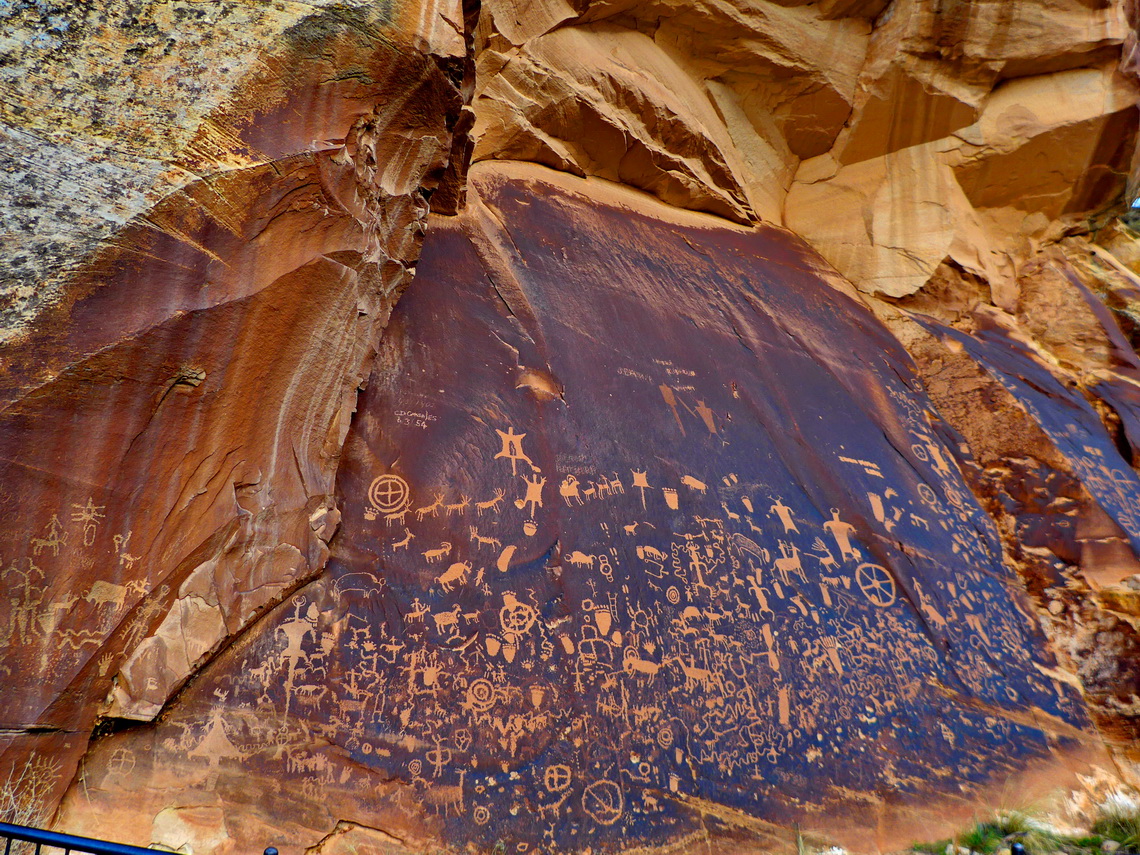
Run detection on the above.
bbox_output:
[0,0,468,821]
[3,0,1140,851]
[54,166,1110,851]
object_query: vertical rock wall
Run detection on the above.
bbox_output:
[0,0,468,825]
[2,0,1140,852]
[53,164,1112,853]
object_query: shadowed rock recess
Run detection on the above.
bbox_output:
[3,0,1140,852]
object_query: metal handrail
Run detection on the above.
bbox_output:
[0,822,278,855]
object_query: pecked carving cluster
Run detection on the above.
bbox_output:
[4,0,1140,853]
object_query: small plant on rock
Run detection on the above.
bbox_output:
[1093,793,1140,850]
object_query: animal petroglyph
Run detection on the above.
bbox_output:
[423,542,453,564]
[515,475,546,515]
[84,581,130,610]
[416,493,446,521]
[470,527,501,550]
[476,489,506,515]
[560,476,583,506]
[437,561,473,592]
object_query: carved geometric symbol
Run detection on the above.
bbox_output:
[107,748,135,777]
[582,779,623,826]
[499,600,537,636]
[369,474,411,514]
[855,562,896,607]
[544,764,572,792]
[467,678,496,712]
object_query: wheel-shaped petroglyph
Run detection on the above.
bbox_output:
[582,779,623,826]
[543,764,572,793]
[369,473,411,514]
[856,562,896,607]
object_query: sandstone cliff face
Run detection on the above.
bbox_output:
[3,0,1140,853]
[0,0,468,821]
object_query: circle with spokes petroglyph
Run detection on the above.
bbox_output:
[369,474,411,513]
[856,563,896,607]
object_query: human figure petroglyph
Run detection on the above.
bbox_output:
[768,498,799,534]
[278,598,320,719]
[631,470,651,508]
[31,515,67,556]
[495,427,537,475]
[823,508,859,562]
[71,497,106,546]
[119,583,170,649]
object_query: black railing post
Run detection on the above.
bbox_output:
[0,821,276,855]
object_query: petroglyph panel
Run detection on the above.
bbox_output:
[60,169,1106,853]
